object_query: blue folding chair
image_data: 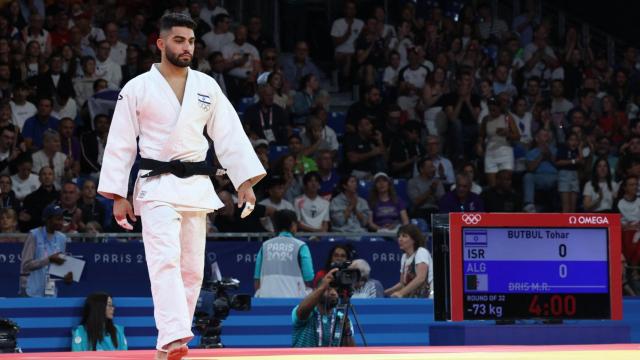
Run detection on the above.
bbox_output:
[328,112,346,136]
[393,179,409,206]
[269,145,289,162]
[357,179,373,199]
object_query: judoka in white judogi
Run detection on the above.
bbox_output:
[97,13,265,357]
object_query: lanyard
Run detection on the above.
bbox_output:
[316,308,337,347]
[259,107,273,129]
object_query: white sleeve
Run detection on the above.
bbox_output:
[206,81,266,189]
[330,20,344,38]
[414,247,431,265]
[97,83,140,199]
[582,182,595,198]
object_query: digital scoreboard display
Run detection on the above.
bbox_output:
[448,213,622,321]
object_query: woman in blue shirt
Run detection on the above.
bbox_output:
[71,292,127,351]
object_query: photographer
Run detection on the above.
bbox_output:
[292,268,355,347]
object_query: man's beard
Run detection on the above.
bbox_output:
[166,48,192,68]
[320,295,338,309]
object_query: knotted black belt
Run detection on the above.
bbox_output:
[139,158,227,178]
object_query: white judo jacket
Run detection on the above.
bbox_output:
[98,64,266,214]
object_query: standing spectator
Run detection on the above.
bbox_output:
[95,41,123,89]
[343,117,385,179]
[31,130,69,189]
[512,0,540,47]
[583,158,619,213]
[80,114,109,176]
[523,24,558,81]
[482,170,522,212]
[330,175,371,233]
[9,82,36,130]
[385,224,433,298]
[443,71,481,161]
[222,25,260,102]
[355,17,386,86]
[281,41,325,91]
[246,16,274,54]
[104,22,127,67]
[0,175,19,212]
[254,210,314,298]
[388,121,425,179]
[476,3,509,44]
[331,0,364,91]
[11,156,40,202]
[19,166,59,231]
[71,292,128,351]
[315,149,339,199]
[202,13,234,55]
[292,74,322,127]
[188,2,212,39]
[555,132,583,213]
[368,172,409,233]
[78,179,106,231]
[22,97,60,151]
[199,0,228,28]
[258,176,295,232]
[438,173,485,213]
[294,172,330,233]
[19,203,70,297]
[476,98,520,187]
[523,128,558,212]
[408,157,445,219]
[244,85,290,145]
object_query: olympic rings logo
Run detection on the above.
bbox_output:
[461,214,482,224]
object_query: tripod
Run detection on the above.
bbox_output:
[328,289,367,347]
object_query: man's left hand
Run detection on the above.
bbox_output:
[237,180,256,208]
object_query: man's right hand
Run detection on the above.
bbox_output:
[319,268,339,290]
[113,196,136,230]
[49,253,66,265]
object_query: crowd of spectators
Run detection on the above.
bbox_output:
[0,0,639,293]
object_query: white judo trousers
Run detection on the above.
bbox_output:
[139,201,207,350]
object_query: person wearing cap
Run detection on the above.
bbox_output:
[19,203,72,297]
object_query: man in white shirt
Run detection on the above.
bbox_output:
[330,0,363,90]
[11,157,40,202]
[95,40,123,89]
[294,172,330,232]
[199,0,228,28]
[9,83,36,130]
[222,25,260,103]
[104,22,127,66]
[201,13,234,56]
[259,176,296,232]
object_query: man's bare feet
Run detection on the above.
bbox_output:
[154,340,188,360]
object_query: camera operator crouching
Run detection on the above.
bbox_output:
[292,268,356,347]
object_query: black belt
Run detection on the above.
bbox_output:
[139,158,227,178]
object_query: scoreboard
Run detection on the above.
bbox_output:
[447,213,621,321]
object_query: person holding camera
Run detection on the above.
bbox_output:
[292,268,355,347]
[19,203,72,297]
[254,210,314,298]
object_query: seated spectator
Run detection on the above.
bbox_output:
[11,156,40,202]
[72,292,128,351]
[482,170,522,212]
[258,176,295,232]
[0,126,22,175]
[222,25,260,103]
[617,176,640,268]
[349,259,384,298]
[397,48,430,118]
[58,118,80,163]
[253,139,270,172]
[266,71,292,111]
[382,51,402,98]
[34,52,74,99]
[246,16,275,54]
[598,95,629,148]
[315,150,339,199]
[425,135,455,187]
[388,121,425,179]
[583,158,619,212]
[294,172,330,233]
[292,74,323,127]
[95,40,122,89]
[523,24,558,83]
[438,173,485,213]
[32,130,70,189]
[212,190,273,232]
[523,128,558,212]
[59,182,82,233]
[22,97,60,151]
[492,64,517,98]
[592,136,618,177]
[281,41,325,91]
[259,48,279,75]
[408,157,445,219]
[343,117,385,179]
[52,86,78,121]
[476,97,520,187]
[368,172,409,233]
[80,114,110,176]
[244,84,290,145]
[73,56,100,107]
[555,132,584,213]
[208,51,229,96]
[254,210,313,298]
[77,179,106,231]
[121,44,144,86]
[19,166,59,232]
[450,162,483,195]
[355,17,387,87]
[104,22,127,67]
[550,80,574,117]
[384,224,433,298]
[345,85,384,133]
[476,3,509,44]
[272,154,302,203]
[9,82,36,130]
[0,208,19,242]
[330,175,371,233]
[202,13,234,56]
[288,134,317,176]
[19,204,71,297]
[313,244,354,287]
[300,116,337,159]
[0,174,19,212]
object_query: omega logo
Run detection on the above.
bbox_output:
[569,216,609,225]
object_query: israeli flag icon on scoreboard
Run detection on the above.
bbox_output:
[465,274,488,291]
[464,230,488,247]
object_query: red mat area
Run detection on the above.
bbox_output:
[1,344,639,359]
